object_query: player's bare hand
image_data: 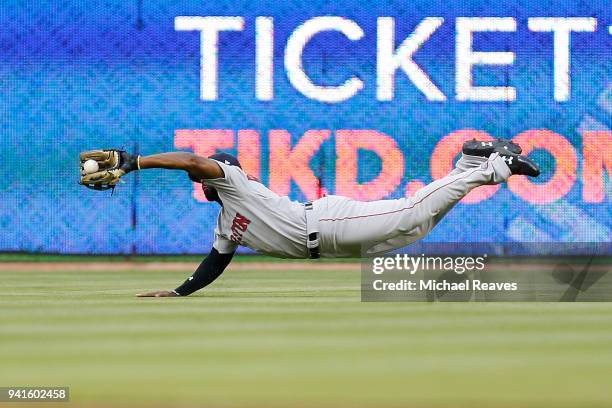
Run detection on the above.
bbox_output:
[136,290,179,298]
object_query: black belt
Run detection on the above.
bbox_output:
[304,202,320,259]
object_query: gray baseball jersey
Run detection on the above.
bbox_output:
[205,154,510,258]
[204,161,309,258]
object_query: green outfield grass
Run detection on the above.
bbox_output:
[2,264,612,407]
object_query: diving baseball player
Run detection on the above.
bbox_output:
[79,139,539,297]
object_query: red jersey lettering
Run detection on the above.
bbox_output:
[230,213,251,243]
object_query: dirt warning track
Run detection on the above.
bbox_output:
[0,261,361,272]
[0,260,608,273]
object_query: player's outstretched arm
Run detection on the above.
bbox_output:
[136,248,235,297]
[80,150,224,190]
[139,152,224,181]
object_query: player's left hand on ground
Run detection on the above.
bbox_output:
[79,149,140,190]
[136,290,179,298]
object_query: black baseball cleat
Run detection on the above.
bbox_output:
[498,152,540,177]
[463,138,522,157]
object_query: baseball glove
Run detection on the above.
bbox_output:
[79,149,140,191]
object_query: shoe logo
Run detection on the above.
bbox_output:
[503,156,514,165]
[482,141,493,147]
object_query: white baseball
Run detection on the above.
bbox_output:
[83,159,99,174]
